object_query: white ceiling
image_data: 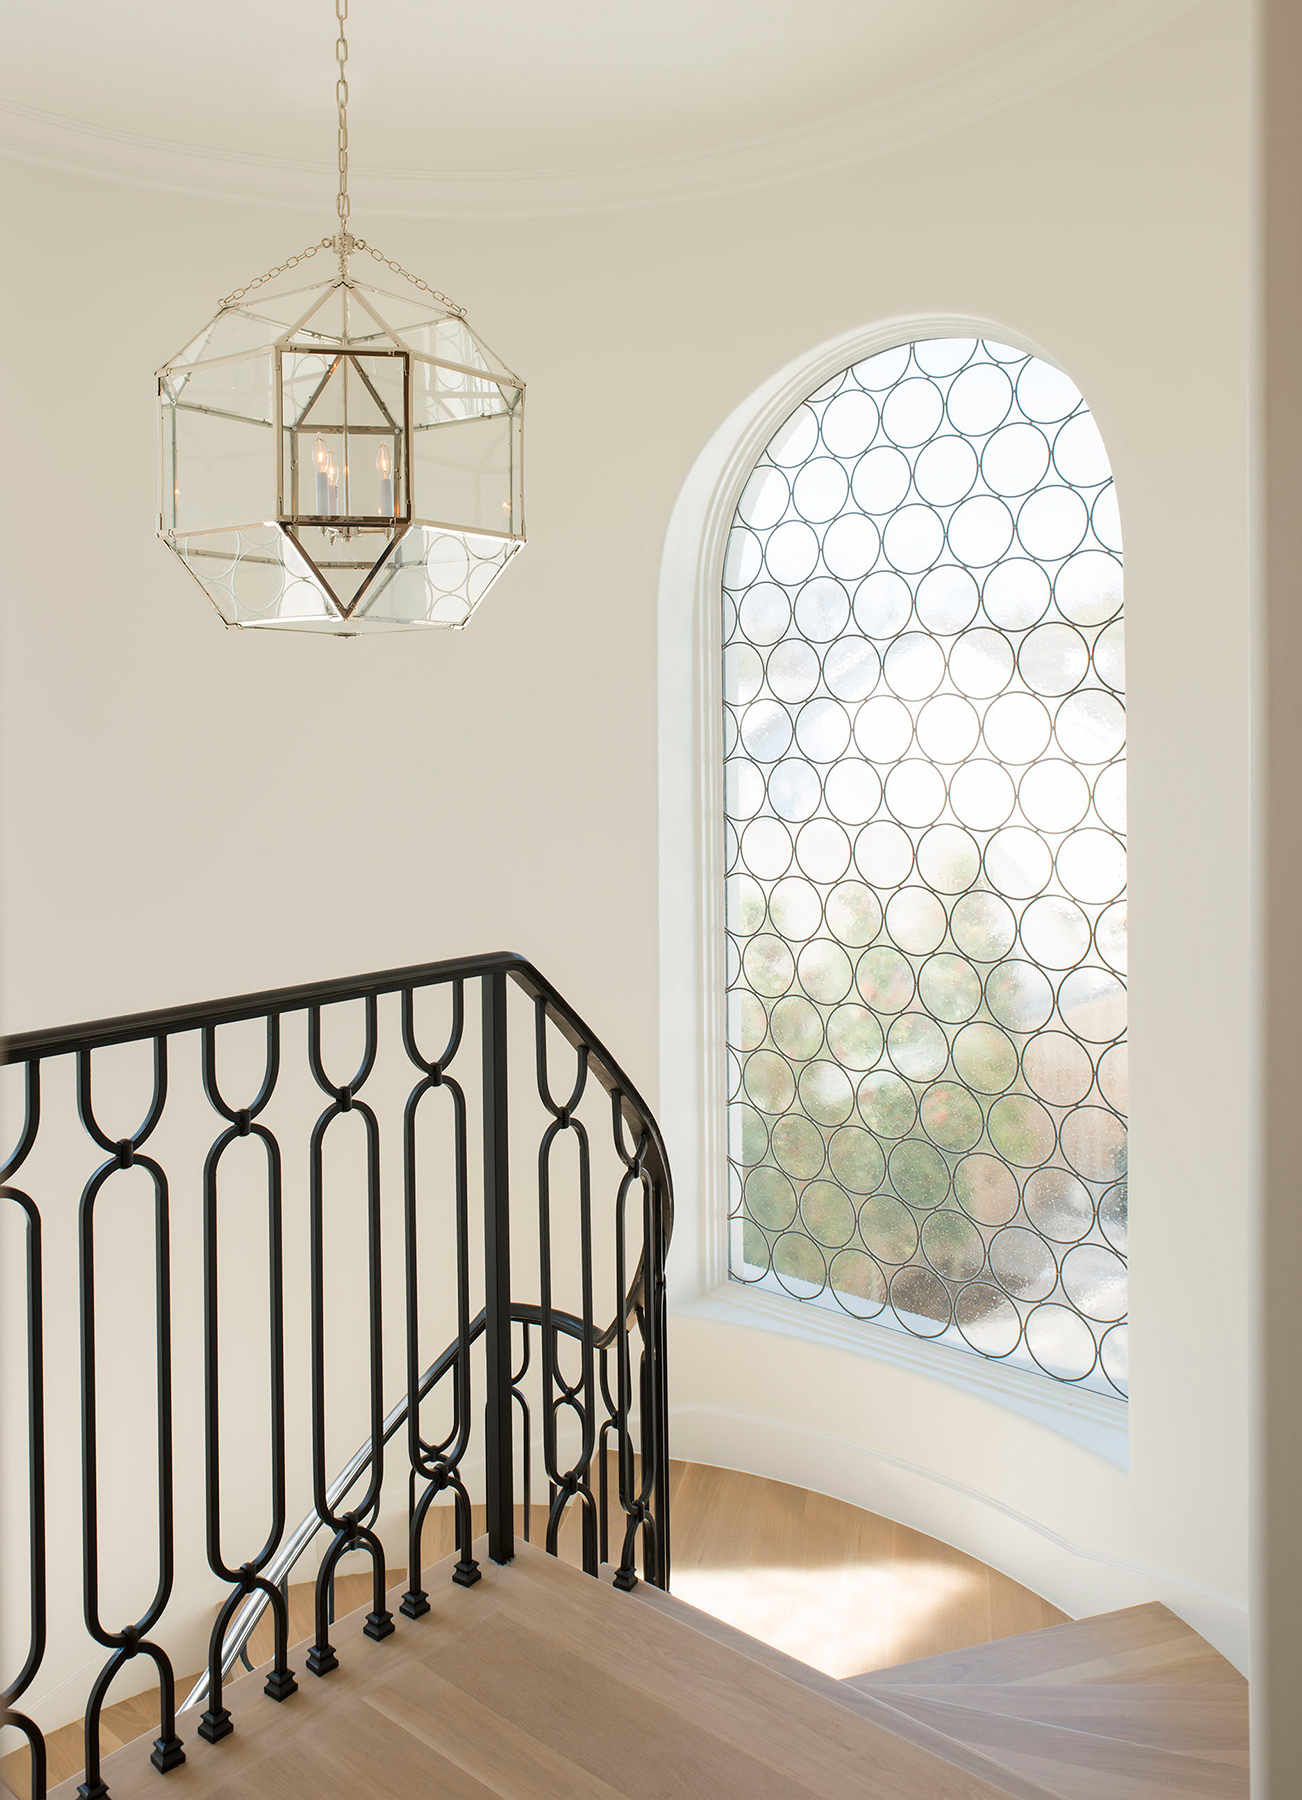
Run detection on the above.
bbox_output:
[0,0,1193,215]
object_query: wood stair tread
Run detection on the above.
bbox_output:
[855,1601,1243,1690]
[865,1688,1247,1800]
[875,1683,1249,1768]
[43,1542,1031,1800]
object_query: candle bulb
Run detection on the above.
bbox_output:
[327,458,339,517]
[314,435,330,515]
[377,441,394,517]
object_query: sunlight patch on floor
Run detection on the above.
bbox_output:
[670,1559,979,1678]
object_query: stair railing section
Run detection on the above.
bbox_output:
[0,952,671,1800]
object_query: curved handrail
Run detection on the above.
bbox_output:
[180,1302,591,1713]
[0,954,666,1186]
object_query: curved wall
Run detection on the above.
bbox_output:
[658,3,1249,1666]
[0,0,1249,1694]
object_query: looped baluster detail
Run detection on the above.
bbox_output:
[399,979,480,1616]
[198,1017,294,1740]
[305,996,391,1675]
[73,1035,185,1797]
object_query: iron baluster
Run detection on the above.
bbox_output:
[609,1093,665,1591]
[399,980,480,1615]
[2,1061,48,1800]
[510,1323,533,1543]
[197,1019,296,1743]
[75,1039,184,1799]
[305,997,393,1677]
[535,999,599,1571]
[481,971,514,1565]
[652,1173,672,1588]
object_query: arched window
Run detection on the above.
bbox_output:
[723,336,1126,1397]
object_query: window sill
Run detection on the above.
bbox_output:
[675,1279,1130,1472]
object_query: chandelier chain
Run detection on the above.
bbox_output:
[218,238,335,310]
[335,0,350,253]
[215,235,465,318]
[348,238,466,317]
[215,1,465,318]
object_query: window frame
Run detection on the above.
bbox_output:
[657,314,1128,1463]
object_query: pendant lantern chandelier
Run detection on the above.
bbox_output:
[156,1,524,634]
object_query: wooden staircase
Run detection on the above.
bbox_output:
[23,1540,1246,1800]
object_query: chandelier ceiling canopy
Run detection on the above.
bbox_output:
[156,2,524,635]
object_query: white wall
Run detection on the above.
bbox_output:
[1252,0,1302,1782]
[0,0,1250,1710]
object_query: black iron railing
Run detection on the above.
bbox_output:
[0,952,671,1800]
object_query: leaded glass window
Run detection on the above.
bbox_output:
[723,337,1126,1397]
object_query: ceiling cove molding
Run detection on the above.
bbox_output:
[0,0,1194,220]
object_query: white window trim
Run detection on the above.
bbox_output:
[657,311,1128,1467]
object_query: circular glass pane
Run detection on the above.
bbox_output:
[1024,1168,1094,1243]
[955,1283,1022,1357]
[987,1094,1056,1167]
[829,1249,888,1318]
[825,880,883,946]
[858,1071,917,1138]
[745,1166,797,1230]
[990,1226,1058,1300]
[827,1003,886,1070]
[886,886,949,955]
[797,938,855,1004]
[1024,1303,1098,1381]
[770,995,824,1060]
[950,892,1017,962]
[920,1082,984,1152]
[857,944,916,1012]
[771,1114,826,1179]
[889,1139,951,1209]
[922,1209,985,1280]
[859,1194,919,1264]
[889,1266,953,1336]
[886,1011,949,1082]
[829,1125,887,1194]
[952,1022,1018,1094]
[955,1153,1020,1226]
[918,953,983,1024]
[801,1181,857,1247]
[769,876,823,941]
[798,1060,856,1127]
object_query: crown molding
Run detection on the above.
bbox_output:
[0,0,1194,220]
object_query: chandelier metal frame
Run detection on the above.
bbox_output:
[156,0,526,636]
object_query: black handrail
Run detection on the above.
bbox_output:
[0,951,672,1800]
[0,952,669,1184]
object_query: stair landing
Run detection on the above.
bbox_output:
[48,1542,1019,1800]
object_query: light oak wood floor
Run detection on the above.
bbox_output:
[662,1460,1064,1679]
